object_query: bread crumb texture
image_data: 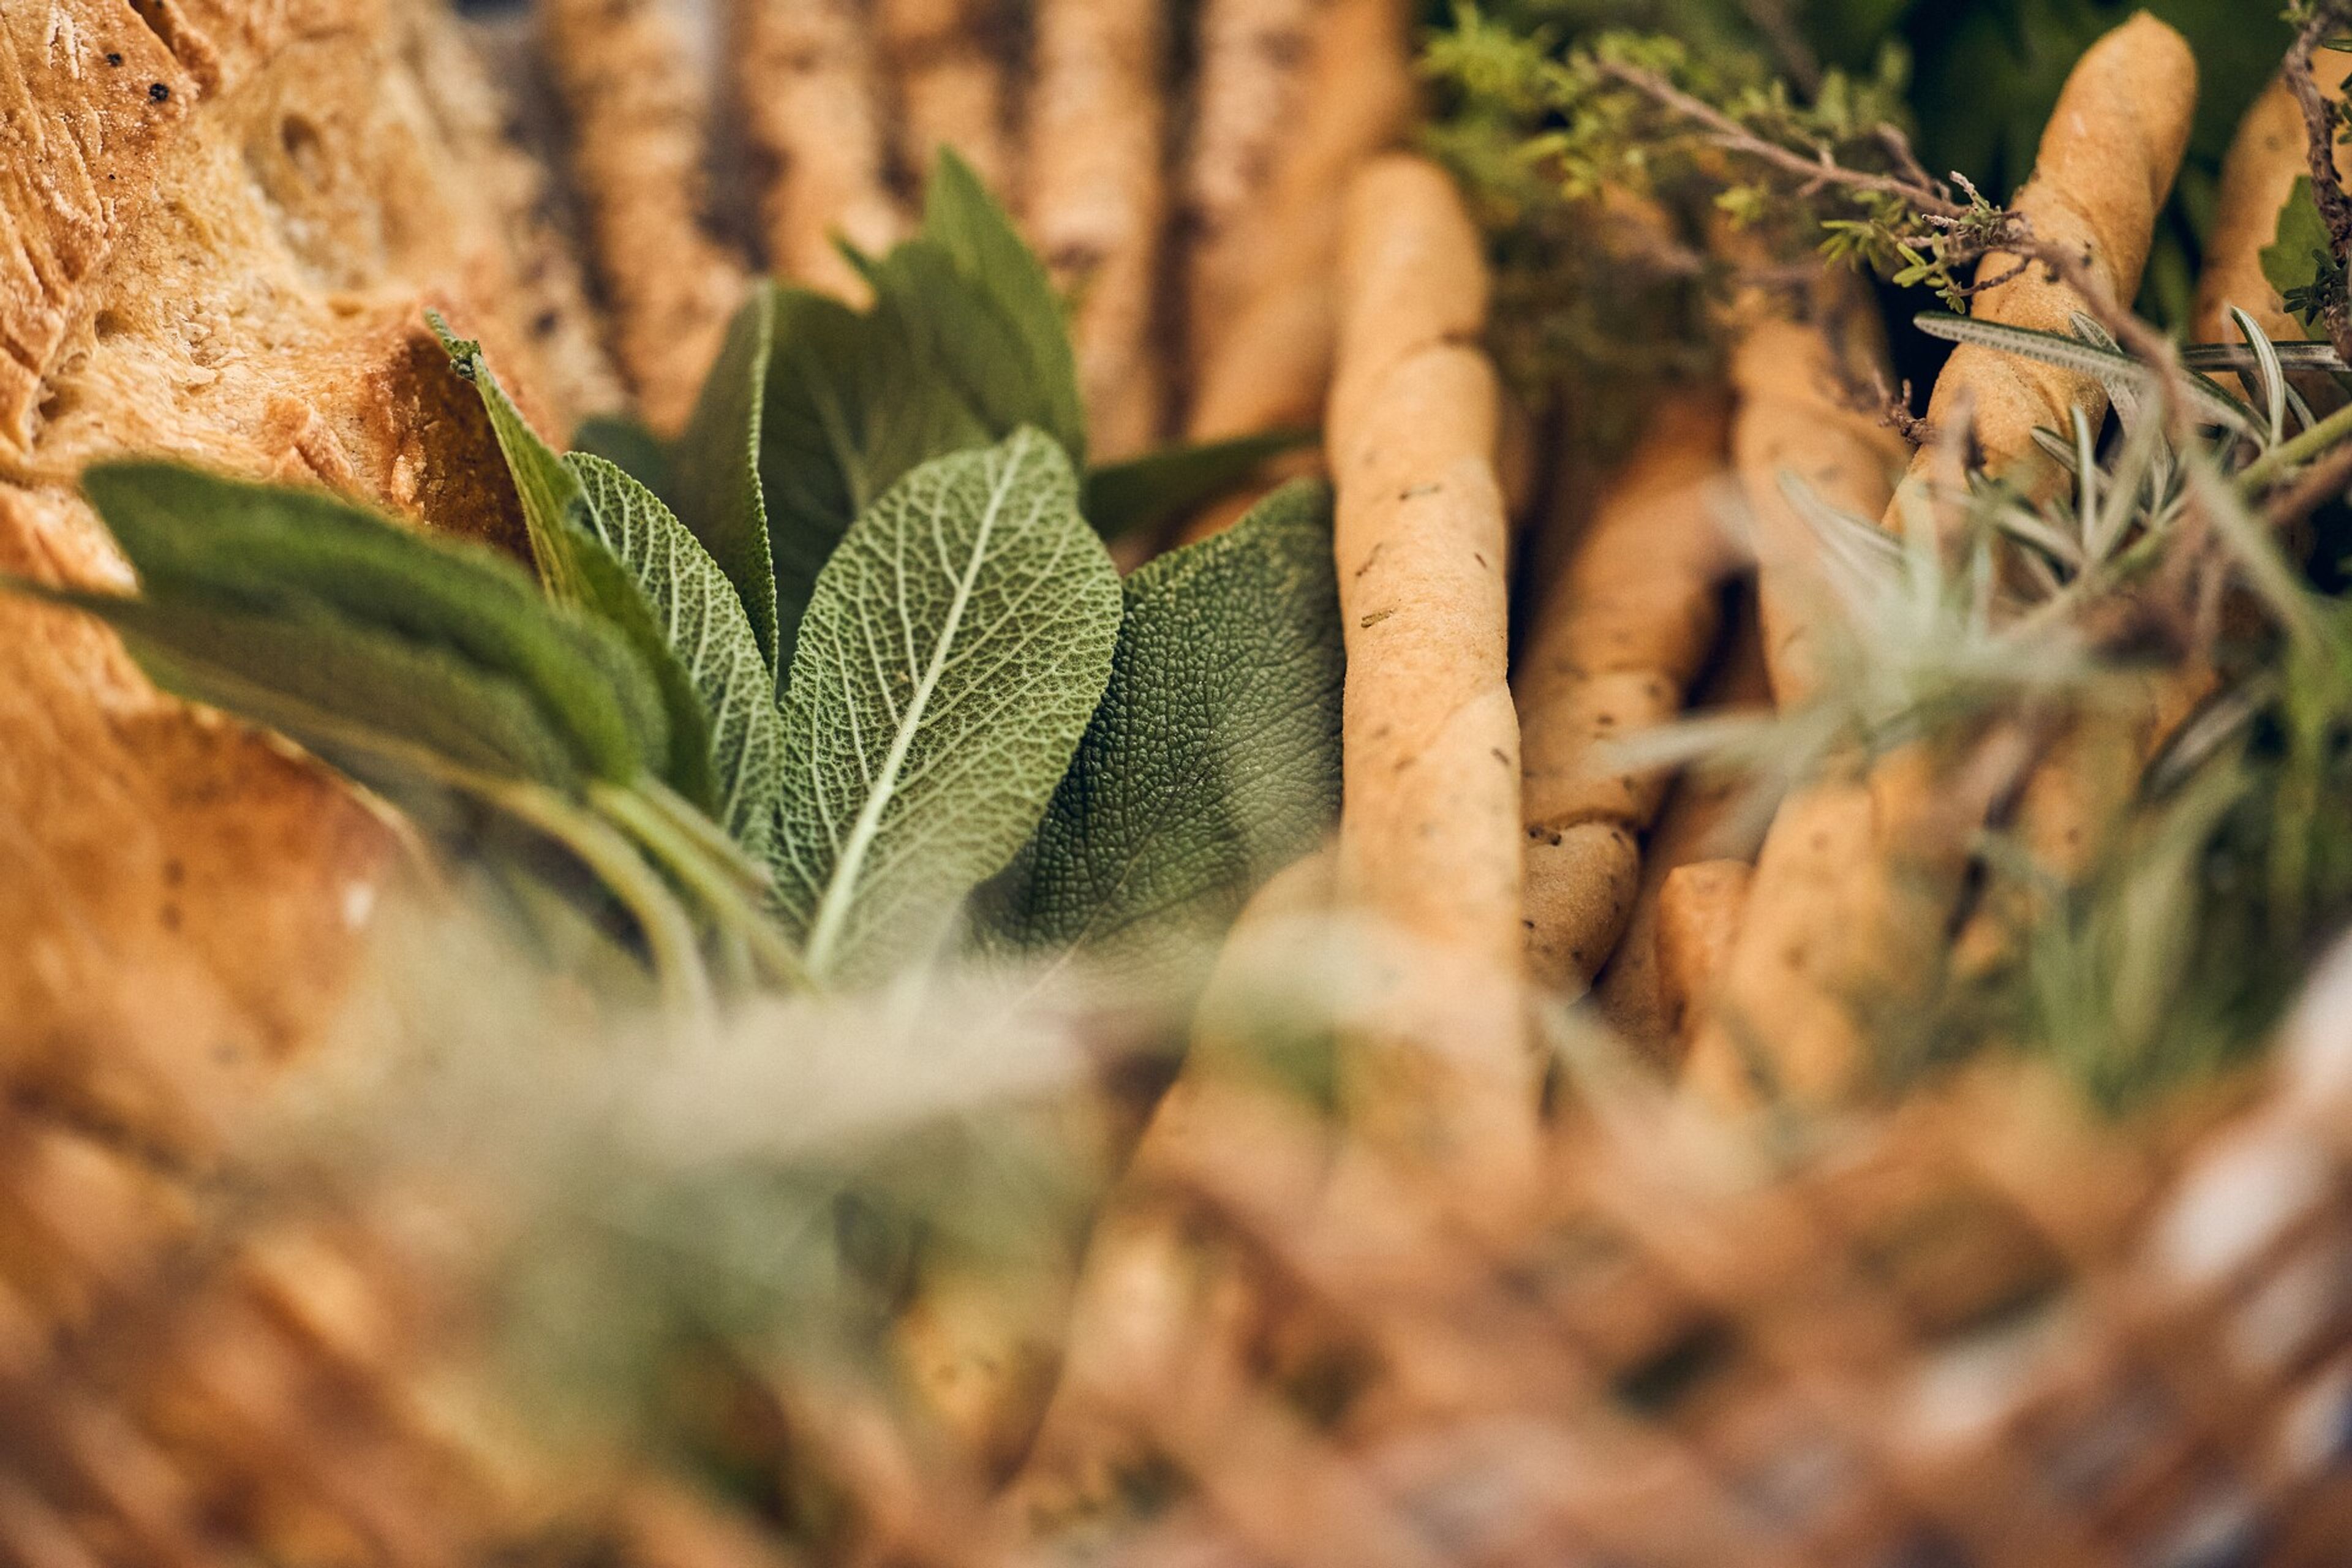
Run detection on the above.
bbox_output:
[0,0,604,1153]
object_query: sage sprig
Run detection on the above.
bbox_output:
[770,429,1122,982]
[15,150,1342,1021]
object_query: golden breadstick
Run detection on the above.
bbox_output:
[734,0,906,301]
[1900,13,2195,503]
[1517,388,1736,993]
[1591,589,1772,1063]
[877,0,1017,197]
[1656,859,1753,1047]
[541,0,747,432]
[1329,155,1534,1200]
[1025,0,1172,460]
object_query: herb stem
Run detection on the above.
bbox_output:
[2236,398,2352,494]
[496,781,716,1023]
[593,783,812,992]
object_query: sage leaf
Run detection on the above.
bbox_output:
[674,290,782,670]
[433,313,600,606]
[918,149,1086,465]
[29,586,587,791]
[78,461,665,786]
[771,429,1121,982]
[975,480,1343,998]
[2263,177,2332,326]
[569,454,786,854]
[438,324,720,809]
[573,414,678,508]
[757,154,1087,674]
[1082,428,1314,542]
[762,285,990,677]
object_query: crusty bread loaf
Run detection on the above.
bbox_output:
[0,0,613,1155]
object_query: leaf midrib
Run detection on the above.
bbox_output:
[801,440,1029,974]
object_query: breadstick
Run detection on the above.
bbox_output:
[541,0,747,434]
[1898,13,2195,505]
[1656,860,1752,1049]
[1726,281,1908,705]
[1516,387,1736,994]
[1684,18,2198,1112]
[1183,0,1330,364]
[2196,51,2352,344]
[877,0,1017,197]
[1928,20,2198,971]
[734,0,906,301]
[1591,589,1772,1063]
[1184,0,1412,435]
[1329,156,1534,1202]
[1003,847,1335,1538]
[1024,0,1171,460]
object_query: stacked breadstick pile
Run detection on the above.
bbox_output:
[539,0,1412,472]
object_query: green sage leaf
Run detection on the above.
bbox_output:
[2262,176,2332,324]
[918,149,1086,466]
[761,285,991,678]
[1082,428,1315,542]
[673,290,782,671]
[573,414,679,508]
[974,480,1344,998]
[756,154,1087,675]
[438,323,718,807]
[78,461,664,785]
[29,587,586,791]
[569,454,786,854]
[770,429,1121,982]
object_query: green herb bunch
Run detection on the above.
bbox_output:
[1634,271,2352,1105]
[6,153,1342,1023]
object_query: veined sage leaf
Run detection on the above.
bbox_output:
[432,314,598,606]
[570,454,786,853]
[757,156,1087,676]
[763,284,991,678]
[27,586,586,790]
[573,414,679,508]
[974,480,1343,998]
[919,150,1085,466]
[674,290,782,670]
[79,461,664,786]
[438,325,718,807]
[1082,428,1315,542]
[770,429,1121,982]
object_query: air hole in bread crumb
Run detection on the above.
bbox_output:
[93,311,127,341]
[279,115,325,183]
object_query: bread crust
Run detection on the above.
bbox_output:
[0,0,598,1152]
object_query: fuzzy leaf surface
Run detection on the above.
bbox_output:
[78,461,663,785]
[758,153,1086,675]
[36,587,586,790]
[918,150,1086,466]
[440,326,717,806]
[771,429,1120,981]
[570,454,785,853]
[1082,428,1314,542]
[975,480,1344,996]
[674,292,782,670]
[573,414,679,509]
